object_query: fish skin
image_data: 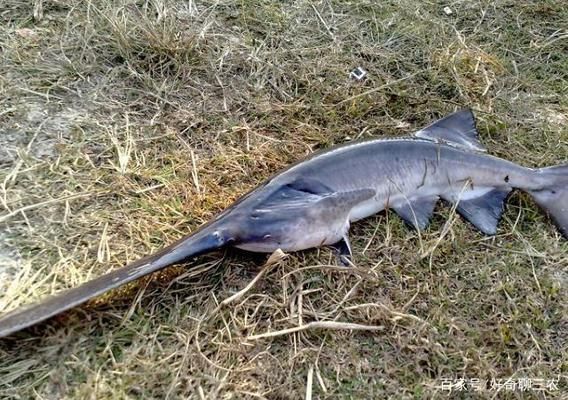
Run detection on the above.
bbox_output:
[0,108,566,338]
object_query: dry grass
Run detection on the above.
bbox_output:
[0,0,567,398]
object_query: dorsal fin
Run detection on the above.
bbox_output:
[415,109,486,152]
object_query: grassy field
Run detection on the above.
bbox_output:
[0,0,566,398]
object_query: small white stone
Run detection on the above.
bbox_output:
[443,6,453,15]
[350,67,367,81]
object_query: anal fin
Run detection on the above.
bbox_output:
[392,196,438,231]
[450,187,511,235]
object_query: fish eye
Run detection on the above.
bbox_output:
[212,231,224,243]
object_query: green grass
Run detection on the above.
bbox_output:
[0,0,566,398]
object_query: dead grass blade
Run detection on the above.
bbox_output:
[0,191,103,224]
[247,321,384,341]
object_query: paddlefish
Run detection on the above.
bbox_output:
[0,109,566,337]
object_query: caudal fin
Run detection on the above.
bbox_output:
[529,164,568,238]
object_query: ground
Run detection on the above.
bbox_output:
[0,0,567,399]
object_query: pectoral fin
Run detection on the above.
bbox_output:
[329,236,353,267]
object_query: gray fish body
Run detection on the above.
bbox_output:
[228,138,546,253]
[1,109,566,338]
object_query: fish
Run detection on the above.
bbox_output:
[0,108,566,338]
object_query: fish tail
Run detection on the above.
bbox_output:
[528,163,568,238]
[0,226,225,338]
